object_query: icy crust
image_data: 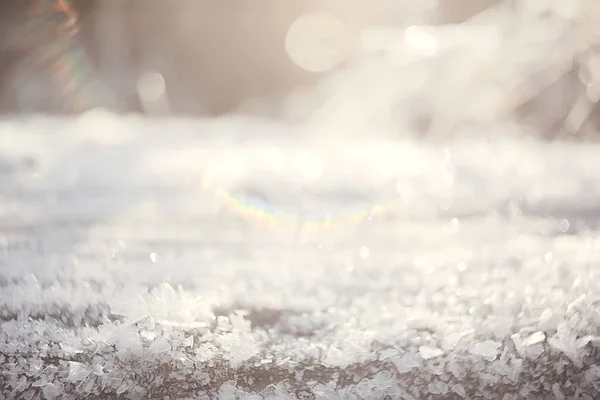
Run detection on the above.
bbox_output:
[1,283,600,399]
[1,122,600,398]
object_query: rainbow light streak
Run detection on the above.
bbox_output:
[200,176,399,233]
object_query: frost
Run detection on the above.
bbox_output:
[548,323,586,367]
[511,331,546,359]
[468,340,502,361]
[567,294,586,313]
[519,331,546,347]
[552,383,566,400]
[452,383,467,398]
[217,332,260,367]
[584,365,600,390]
[392,353,421,373]
[113,328,144,358]
[441,330,472,351]
[12,376,29,393]
[148,337,172,354]
[41,382,64,399]
[2,1,600,397]
[109,283,214,328]
[22,391,36,400]
[428,381,449,395]
[67,361,90,383]
[218,382,238,400]
[418,345,444,360]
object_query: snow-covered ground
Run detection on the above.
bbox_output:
[2,1,600,399]
[1,114,600,399]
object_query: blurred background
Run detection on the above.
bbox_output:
[0,0,599,139]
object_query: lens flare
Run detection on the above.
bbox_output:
[16,0,104,112]
[52,43,99,111]
[210,185,396,234]
[285,12,351,73]
[198,164,400,235]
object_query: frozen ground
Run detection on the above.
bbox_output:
[1,114,600,399]
[2,1,600,399]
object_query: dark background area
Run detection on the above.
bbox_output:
[0,0,381,115]
[0,0,598,140]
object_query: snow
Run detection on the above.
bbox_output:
[418,345,444,360]
[2,118,600,399]
[2,1,600,399]
[468,340,502,362]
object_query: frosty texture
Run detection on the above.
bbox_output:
[1,0,600,398]
[1,117,600,399]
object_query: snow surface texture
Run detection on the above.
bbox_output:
[2,118,600,399]
[2,1,600,400]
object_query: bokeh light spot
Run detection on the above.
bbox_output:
[137,72,166,103]
[285,12,350,73]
